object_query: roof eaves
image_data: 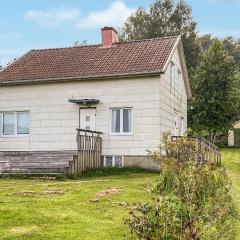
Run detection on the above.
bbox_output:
[0,71,163,86]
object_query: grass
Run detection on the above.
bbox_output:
[0,149,240,240]
[0,170,158,240]
[221,148,240,238]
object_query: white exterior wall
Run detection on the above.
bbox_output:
[159,46,188,135]
[0,46,188,156]
[0,77,161,156]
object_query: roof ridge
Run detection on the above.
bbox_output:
[119,35,179,44]
[31,43,101,52]
[30,35,179,52]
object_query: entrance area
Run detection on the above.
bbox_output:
[80,108,96,131]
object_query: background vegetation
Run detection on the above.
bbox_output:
[120,0,240,143]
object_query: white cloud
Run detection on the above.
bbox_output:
[76,1,135,29]
[0,49,23,55]
[25,1,135,29]
[25,7,80,27]
[0,32,23,41]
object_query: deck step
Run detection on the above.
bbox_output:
[0,151,74,175]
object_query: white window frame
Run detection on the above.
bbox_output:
[170,61,175,87]
[177,70,181,94]
[103,156,124,168]
[110,108,133,136]
[0,111,30,138]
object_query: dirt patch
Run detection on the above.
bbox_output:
[91,187,123,202]
[9,188,67,196]
[28,179,111,188]
[41,189,66,195]
[10,226,39,236]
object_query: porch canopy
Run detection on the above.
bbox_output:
[68,98,100,106]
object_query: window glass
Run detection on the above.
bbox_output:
[170,62,175,86]
[111,109,120,133]
[17,112,29,134]
[176,70,181,93]
[123,109,131,133]
[3,113,15,135]
[114,156,123,168]
[105,156,113,167]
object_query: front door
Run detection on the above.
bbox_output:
[80,108,96,131]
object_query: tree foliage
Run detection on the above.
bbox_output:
[189,39,240,143]
[120,0,200,74]
[125,132,238,240]
[198,34,240,66]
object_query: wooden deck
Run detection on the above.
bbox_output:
[171,136,221,165]
[66,129,103,176]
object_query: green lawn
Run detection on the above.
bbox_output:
[0,171,157,240]
[221,148,240,238]
[0,149,240,240]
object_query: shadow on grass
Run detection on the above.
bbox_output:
[0,167,158,181]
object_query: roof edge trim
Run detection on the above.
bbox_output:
[0,71,163,86]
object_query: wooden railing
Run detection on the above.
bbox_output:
[171,136,221,165]
[66,129,102,176]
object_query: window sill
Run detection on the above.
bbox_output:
[0,134,30,138]
[110,132,133,136]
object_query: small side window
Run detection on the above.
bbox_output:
[177,70,181,93]
[170,61,175,87]
[104,156,123,168]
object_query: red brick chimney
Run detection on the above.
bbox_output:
[101,27,119,48]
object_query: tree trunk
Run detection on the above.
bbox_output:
[208,129,217,143]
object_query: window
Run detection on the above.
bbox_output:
[17,112,29,134]
[1,112,30,136]
[170,61,175,87]
[111,108,132,134]
[2,113,14,135]
[104,156,123,167]
[170,61,181,93]
[176,70,181,93]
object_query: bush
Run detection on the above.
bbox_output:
[125,132,238,240]
[81,167,155,178]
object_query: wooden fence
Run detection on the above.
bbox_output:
[171,136,221,165]
[66,129,102,176]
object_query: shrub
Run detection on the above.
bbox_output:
[125,132,238,240]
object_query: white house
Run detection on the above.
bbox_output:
[0,27,191,174]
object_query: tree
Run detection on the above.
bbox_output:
[198,34,240,66]
[189,39,240,143]
[120,0,200,75]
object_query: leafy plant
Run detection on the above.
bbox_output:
[125,132,238,239]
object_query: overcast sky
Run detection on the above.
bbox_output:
[0,0,239,64]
